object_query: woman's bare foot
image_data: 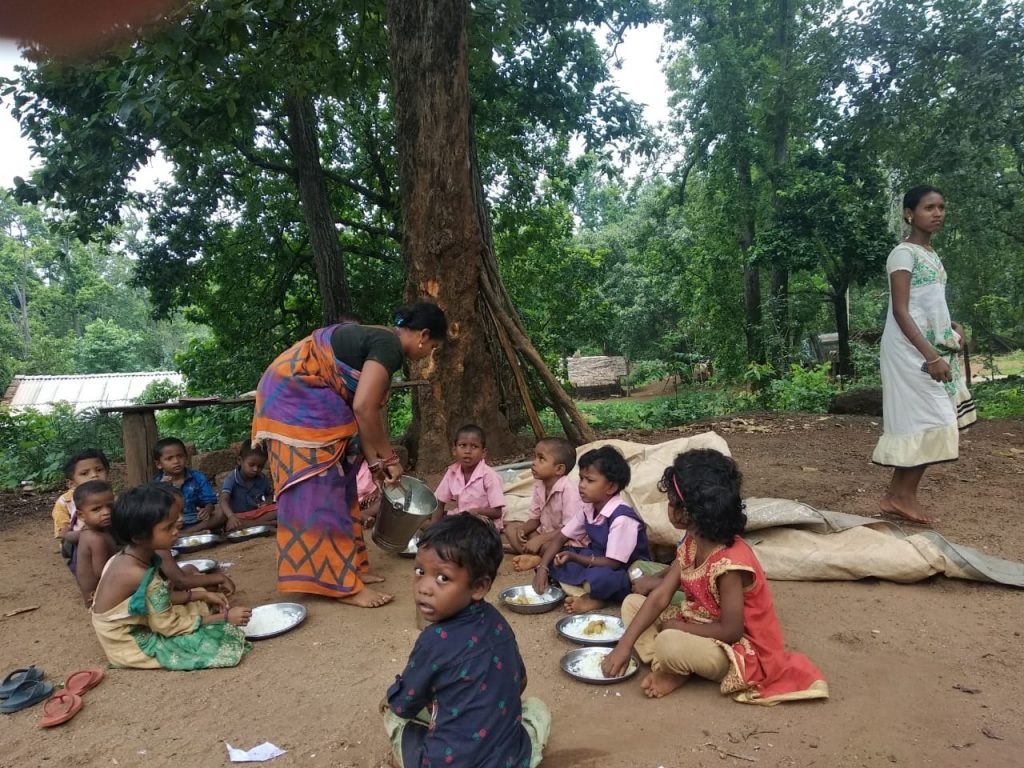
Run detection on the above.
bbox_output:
[879,496,937,525]
[564,594,604,614]
[641,670,687,698]
[362,572,386,584]
[512,555,542,572]
[339,587,394,608]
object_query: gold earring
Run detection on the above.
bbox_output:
[418,341,423,349]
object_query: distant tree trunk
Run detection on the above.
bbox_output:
[736,154,762,363]
[388,0,592,471]
[284,91,350,324]
[832,285,852,377]
[768,0,793,366]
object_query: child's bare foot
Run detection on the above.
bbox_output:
[564,594,604,614]
[340,588,394,608]
[512,555,542,572]
[879,496,937,525]
[362,572,386,584]
[641,670,687,698]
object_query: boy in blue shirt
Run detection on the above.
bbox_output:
[218,440,277,530]
[152,437,224,534]
[383,515,551,768]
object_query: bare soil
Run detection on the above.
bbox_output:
[1,413,1022,768]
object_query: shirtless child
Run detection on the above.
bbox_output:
[73,480,118,605]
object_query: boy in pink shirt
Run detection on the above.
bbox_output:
[507,437,582,563]
[431,424,506,531]
[531,445,650,614]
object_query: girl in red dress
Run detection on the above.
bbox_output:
[602,449,829,705]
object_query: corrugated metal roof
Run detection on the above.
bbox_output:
[4,372,183,413]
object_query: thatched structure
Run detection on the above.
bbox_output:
[567,355,627,398]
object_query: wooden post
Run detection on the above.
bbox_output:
[123,410,159,487]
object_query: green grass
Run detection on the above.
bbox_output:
[976,350,1024,378]
[538,388,746,434]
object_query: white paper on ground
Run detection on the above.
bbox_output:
[226,742,287,762]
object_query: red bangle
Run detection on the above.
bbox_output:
[222,606,229,622]
[383,453,400,467]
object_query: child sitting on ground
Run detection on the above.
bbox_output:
[507,437,582,564]
[382,515,550,768]
[51,448,110,573]
[600,449,829,704]
[91,484,252,670]
[430,424,506,531]
[531,445,649,614]
[152,437,226,534]
[218,439,276,530]
[73,480,118,606]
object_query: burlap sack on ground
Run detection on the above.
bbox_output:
[501,434,1023,588]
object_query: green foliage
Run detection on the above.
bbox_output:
[174,336,273,397]
[738,362,838,412]
[764,364,837,413]
[133,378,184,405]
[972,378,1024,420]
[73,319,147,373]
[0,404,123,490]
[539,388,743,434]
[849,342,881,386]
[387,389,413,437]
[155,405,255,454]
[623,360,669,389]
[0,194,202,388]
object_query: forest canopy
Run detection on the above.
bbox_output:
[2,0,1022,402]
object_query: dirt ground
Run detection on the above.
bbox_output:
[1,412,1022,768]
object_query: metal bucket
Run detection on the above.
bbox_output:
[371,475,437,553]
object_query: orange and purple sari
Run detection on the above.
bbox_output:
[252,325,371,599]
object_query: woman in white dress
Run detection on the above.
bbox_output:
[872,186,976,524]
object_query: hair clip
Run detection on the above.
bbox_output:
[672,474,685,507]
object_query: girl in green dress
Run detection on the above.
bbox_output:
[91,485,253,670]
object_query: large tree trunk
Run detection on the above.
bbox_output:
[388,0,592,472]
[284,91,350,324]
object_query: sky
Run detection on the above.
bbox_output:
[0,23,669,191]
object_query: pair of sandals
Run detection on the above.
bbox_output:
[0,666,104,727]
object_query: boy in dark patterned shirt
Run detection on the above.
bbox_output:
[383,515,550,768]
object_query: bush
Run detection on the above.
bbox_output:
[537,388,742,433]
[0,404,123,490]
[623,360,669,389]
[766,364,837,413]
[973,377,1024,420]
[156,405,256,454]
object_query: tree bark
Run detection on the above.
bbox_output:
[736,153,762,363]
[284,91,350,324]
[832,285,852,377]
[388,0,593,472]
[768,0,793,365]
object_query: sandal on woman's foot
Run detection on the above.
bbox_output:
[0,680,54,714]
[63,669,104,697]
[38,692,83,728]
[0,666,44,699]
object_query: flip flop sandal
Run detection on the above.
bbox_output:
[0,680,54,714]
[38,692,83,728]
[0,667,45,700]
[63,669,105,697]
